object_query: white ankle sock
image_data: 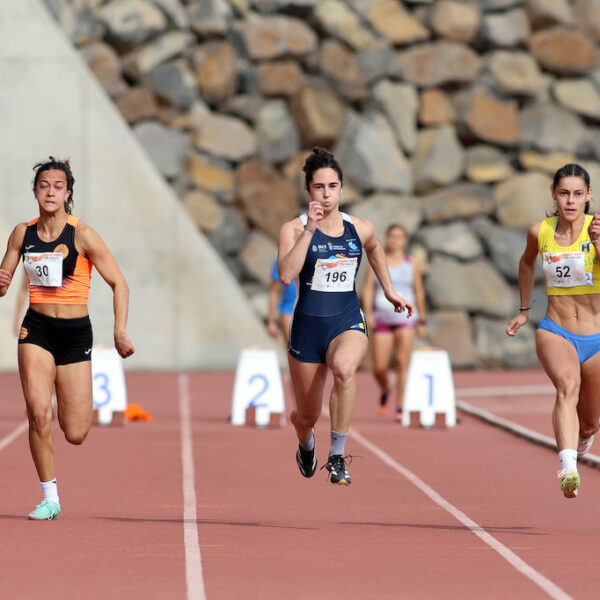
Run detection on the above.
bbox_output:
[558,449,577,472]
[40,479,60,505]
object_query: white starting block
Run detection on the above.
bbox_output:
[92,346,127,426]
[402,347,456,428]
[231,347,285,427]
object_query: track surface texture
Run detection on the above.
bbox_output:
[0,369,598,600]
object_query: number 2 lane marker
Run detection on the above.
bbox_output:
[351,427,572,600]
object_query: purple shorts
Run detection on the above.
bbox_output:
[373,319,416,333]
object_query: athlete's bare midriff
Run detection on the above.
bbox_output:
[546,294,600,334]
[29,303,89,319]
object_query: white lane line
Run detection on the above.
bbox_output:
[456,384,554,398]
[351,427,573,600]
[0,420,28,452]
[178,373,207,600]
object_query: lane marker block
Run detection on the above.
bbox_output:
[402,347,456,428]
[231,347,285,428]
[92,346,127,426]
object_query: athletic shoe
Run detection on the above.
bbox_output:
[28,500,61,520]
[577,435,594,458]
[557,469,580,499]
[322,454,351,485]
[296,444,317,478]
[378,393,388,416]
[394,409,403,423]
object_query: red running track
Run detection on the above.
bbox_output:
[0,369,599,600]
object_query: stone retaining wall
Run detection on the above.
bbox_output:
[42,0,600,367]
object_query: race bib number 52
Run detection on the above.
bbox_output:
[543,251,590,288]
[311,257,357,292]
[23,252,63,287]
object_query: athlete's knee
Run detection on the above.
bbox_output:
[331,360,356,387]
[555,376,581,401]
[64,427,89,445]
[28,408,52,434]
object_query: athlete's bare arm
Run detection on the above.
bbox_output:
[75,221,135,358]
[0,224,27,297]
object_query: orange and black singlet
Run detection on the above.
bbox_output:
[21,215,92,305]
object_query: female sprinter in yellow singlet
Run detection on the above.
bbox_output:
[507,163,600,499]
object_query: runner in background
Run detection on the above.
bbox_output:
[266,257,296,346]
[507,163,600,499]
[362,224,426,422]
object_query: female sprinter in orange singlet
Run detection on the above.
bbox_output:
[0,157,135,520]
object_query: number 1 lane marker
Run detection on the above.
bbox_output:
[178,373,207,600]
[351,427,572,600]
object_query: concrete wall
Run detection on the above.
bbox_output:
[0,0,278,370]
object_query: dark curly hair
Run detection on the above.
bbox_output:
[33,156,75,215]
[302,147,343,190]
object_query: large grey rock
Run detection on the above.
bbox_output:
[494,171,553,228]
[195,114,257,162]
[425,256,516,317]
[193,41,238,107]
[334,112,413,194]
[530,27,598,75]
[239,230,278,285]
[313,0,377,50]
[372,80,418,154]
[518,102,589,154]
[395,41,480,87]
[122,31,194,78]
[186,152,235,199]
[256,100,300,164]
[351,194,423,241]
[116,87,159,123]
[430,1,481,43]
[80,41,128,98]
[236,159,299,238]
[183,189,224,233]
[411,126,465,192]
[231,13,318,59]
[471,217,545,282]
[291,80,346,147]
[208,206,249,255]
[428,310,478,368]
[318,39,368,102]
[485,50,543,96]
[420,182,495,223]
[574,0,600,42]
[418,221,484,261]
[97,0,168,46]
[152,0,190,29]
[42,0,104,45]
[552,78,600,120]
[356,41,397,85]
[524,0,573,29]
[480,9,530,48]
[150,59,198,110]
[187,0,232,36]
[133,121,189,179]
[454,87,520,146]
[474,317,538,368]
[352,0,430,45]
[465,145,514,183]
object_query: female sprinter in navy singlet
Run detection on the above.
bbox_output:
[278,148,413,485]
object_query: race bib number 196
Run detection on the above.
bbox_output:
[311,257,357,292]
[543,251,590,288]
[23,252,63,287]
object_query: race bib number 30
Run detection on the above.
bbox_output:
[543,251,590,288]
[311,257,357,292]
[23,252,63,287]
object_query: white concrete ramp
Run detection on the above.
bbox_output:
[0,0,276,369]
